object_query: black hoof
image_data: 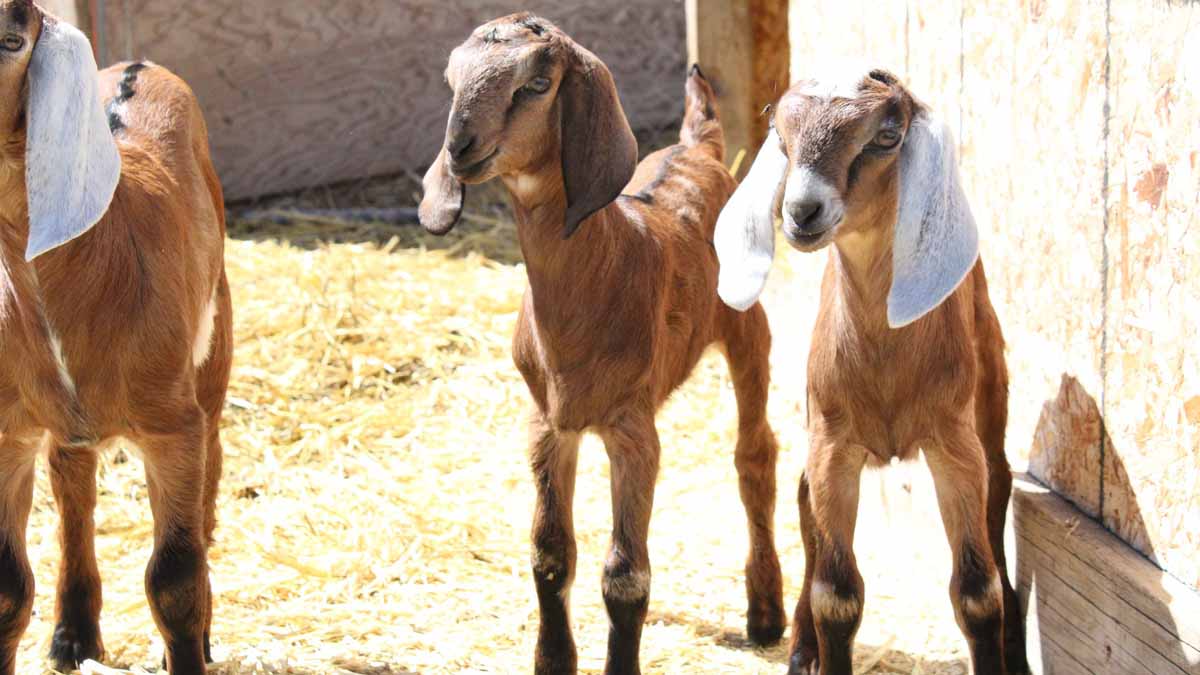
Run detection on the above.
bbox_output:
[747,614,785,646]
[787,649,818,675]
[48,623,103,671]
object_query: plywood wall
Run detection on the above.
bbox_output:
[789,0,1199,592]
[93,1,686,200]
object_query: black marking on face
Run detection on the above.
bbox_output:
[105,61,147,133]
[8,1,30,28]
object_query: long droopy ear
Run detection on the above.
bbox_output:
[714,127,789,312]
[887,112,979,328]
[419,145,464,235]
[25,17,121,261]
[558,44,637,239]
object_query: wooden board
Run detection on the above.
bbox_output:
[1102,0,1200,592]
[1013,475,1200,674]
[94,1,687,200]
[687,0,789,176]
[960,0,1109,518]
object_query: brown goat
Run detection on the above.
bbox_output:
[420,14,785,674]
[0,3,231,674]
[714,68,1029,675]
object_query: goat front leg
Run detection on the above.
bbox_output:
[721,304,785,645]
[529,413,582,675]
[48,446,105,670]
[788,436,866,675]
[137,406,210,675]
[0,443,37,675]
[925,425,1006,675]
[598,408,660,675]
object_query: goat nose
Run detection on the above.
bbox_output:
[790,200,824,231]
[448,133,477,161]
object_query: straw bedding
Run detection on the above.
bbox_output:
[17,184,976,674]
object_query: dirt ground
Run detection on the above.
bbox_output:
[13,175,1000,674]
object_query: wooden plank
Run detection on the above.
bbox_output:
[1013,475,1200,675]
[687,0,788,176]
[96,1,687,200]
[960,0,1108,514]
[1102,0,1200,593]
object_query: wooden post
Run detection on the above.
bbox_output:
[686,0,789,177]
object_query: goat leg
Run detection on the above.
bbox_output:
[48,446,105,670]
[598,409,660,675]
[0,443,36,675]
[529,414,582,675]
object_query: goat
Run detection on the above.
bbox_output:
[420,14,785,674]
[0,3,231,674]
[714,68,1029,675]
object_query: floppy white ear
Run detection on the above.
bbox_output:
[887,113,979,328]
[24,18,120,261]
[714,128,789,312]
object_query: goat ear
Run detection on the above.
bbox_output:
[25,17,121,262]
[888,113,979,328]
[558,45,637,239]
[714,128,789,312]
[419,145,464,235]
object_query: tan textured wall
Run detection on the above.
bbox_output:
[94,1,686,199]
[789,0,1198,591]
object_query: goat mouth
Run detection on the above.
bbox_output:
[784,228,835,252]
[451,148,499,182]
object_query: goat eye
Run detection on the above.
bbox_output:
[872,128,902,149]
[523,77,552,95]
[1,34,24,52]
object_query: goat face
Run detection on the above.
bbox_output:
[714,66,980,328]
[420,13,637,239]
[774,68,919,252]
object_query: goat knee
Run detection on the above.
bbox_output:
[602,551,651,613]
[531,540,574,597]
[145,530,207,650]
[811,551,863,632]
[953,548,1004,635]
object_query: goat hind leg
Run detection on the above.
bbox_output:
[138,407,211,675]
[48,446,105,670]
[721,304,785,645]
[529,415,582,675]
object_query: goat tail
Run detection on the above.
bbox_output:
[681,64,725,163]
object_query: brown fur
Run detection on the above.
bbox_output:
[765,74,1029,675]
[0,4,231,674]
[421,15,784,674]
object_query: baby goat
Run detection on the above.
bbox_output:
[0,3,231,674]
[715,68,1028,675]
[421,14,785,674]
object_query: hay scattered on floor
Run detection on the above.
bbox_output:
[18,201,974,674]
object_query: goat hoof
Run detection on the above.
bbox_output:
[746,611,785,646]
[48,622,104,671]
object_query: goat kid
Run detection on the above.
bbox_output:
[0,3,231,674]
[715,68,1029,675]
[420,14,785,675]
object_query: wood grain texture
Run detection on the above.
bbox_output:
[960,0,1108,520]
[687,0,755,174]
[96,1,687,199]
[1014,475,1200,675]
[1102,0,1200,592]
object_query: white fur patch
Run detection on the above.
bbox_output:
[192,292,219,368]
[48,330,76,395]
[811,580,862,623]
[795,61,878,100]
[783,166,843,221]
